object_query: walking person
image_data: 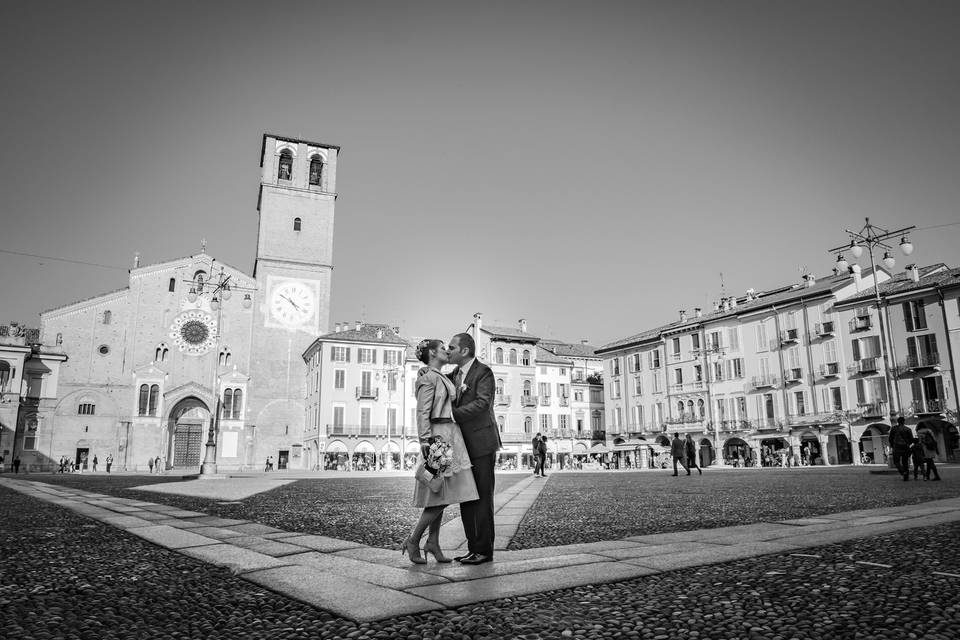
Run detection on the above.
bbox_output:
[531,432,543,477]
[105,454,113,474]
[685,434,702,475]
[910,438,925,481]
[448,332,501,565]
[538,436,548,477]
[401,339,478,565]
[916,426,942,481]
[147,457,154,474]
[671,433,687,476]
[13,457,21,474]
[888,417,914,482]
[154,456,161,473]
[92,455,98,473]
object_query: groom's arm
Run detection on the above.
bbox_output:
[452,367,494,427]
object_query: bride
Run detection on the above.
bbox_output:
[401,339,479,564]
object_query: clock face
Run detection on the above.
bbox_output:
[269,281,316,327]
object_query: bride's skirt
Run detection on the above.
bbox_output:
[412,422,479,507]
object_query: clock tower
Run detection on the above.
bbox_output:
[249,134,338,458]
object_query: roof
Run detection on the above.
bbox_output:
[538,339,600,359]
[480,325,541,342]
[260,133,340,166]
[596,269,872,354]
[837,264,957,305]
[314,323,410,346]
[535,346,574,366]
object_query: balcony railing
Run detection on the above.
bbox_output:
[815,321,835,337]
[547,428,577,439]
[755,417,781,429]
[783,368,803,383]
[785,411,843,426]
[858,402,885,418]
[665,413,705,425]
[912,398,946,415]
[780,328,800,345]
[819,362,840,378]
[326,423,402,437]
[900,352,941,372]
[495,394,511,406]
[500,431,534,443]
[355,387,379,400]
[848,357,880,375]
[559,396,569,407]
[720,419,752,431]
[539,396,552,406]
[751,375,779,389]
[669,383,685,393]
[520,395,537,407]
[849,316,873,332]
[691,380,705,391]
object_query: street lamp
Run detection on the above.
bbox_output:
[828,217,916,421]
[374,364,406,470]
[183,266,255,477]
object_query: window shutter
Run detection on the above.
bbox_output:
[928,334,938,356]
[906,336,918,360]
[903,302,914,332]
[910,378,923,406]
[330,346,335,361]
[855,379,865,405]
[372,349,377,364]
[852,339,861,361]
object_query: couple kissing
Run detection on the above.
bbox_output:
[401,332,502,565]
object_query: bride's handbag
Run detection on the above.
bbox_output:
[415,462,444,493]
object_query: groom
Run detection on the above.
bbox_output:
[448,332,501,565]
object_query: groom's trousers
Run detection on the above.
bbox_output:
[462,453,496,557]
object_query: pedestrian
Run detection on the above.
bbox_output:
[531,432,543,477]
[538,436,548,477]
[58,456,65,473]
[154,456,161,473]
[671,433,687,476]
[13,456,21,473]
[801,444,809,466]
[0,453,4,473]
[910,438,925,481]
[105,454,113,474]
[916,427,941,481]
[888,417,914,482]
[92,455,98,473]
[148,457,154,473]
[264,456,271,472]
[685,434,702,475]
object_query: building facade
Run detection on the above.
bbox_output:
[35,133,338,472]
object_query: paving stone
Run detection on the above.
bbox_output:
[495,540,644,562]
[190,526,249,539]
[98,515,156,529]
[123,510,175,521]
[242,565,444,622]
[419,552,612,582]
[624,542,795,570]
[63,504,117,519]
[222,522,286,536]
[592,541,719,560]
[125,524,220,549]
[279,534,364,552]
[407,562,658,607]
[226,536,310,556]
[262,531,305,540]
[152,518,206,529]
[284,551,449,589]
[180,543,293,573]
[186,516,248,527]
[779,517,840,525]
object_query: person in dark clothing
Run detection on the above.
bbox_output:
[685,434,702,475]
[910,439,925,480]
[531,433,543,477]
[13,457,21,473]
[888,417,914,481]
[538,436,548,477]
[917,427,942,481]
[670,434,687,476]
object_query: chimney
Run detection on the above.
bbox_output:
[133,252,141,268]
[723,298,731,311]
[581,339,590,345]
[473,312,483,336]
[519,318,527,332]
[851,264,862,291]
[355,320,362,331]
[334,323,340,333]
[730,297,737,308]
[679,310,687,323]
[804,273,816,288]
[695,308,702,318]
[376,328,383,339]
[745,288,756,301]
[906,264,920,283]
[392,326,400,334]
[713,300,721,312]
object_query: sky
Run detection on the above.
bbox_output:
[1,1,959,347]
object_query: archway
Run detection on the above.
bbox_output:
[759,437,788,467]
[723,437,751,467]
[699,438,714,467]
[166,397,210,470]
[858,423,889,465]
[799,432,823,466]
[379,441,400,470]
[654,435,670,447]
[353,441,375,470]
[324,440,348,470]
[825,430,853,465]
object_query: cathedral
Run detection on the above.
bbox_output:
[34,134,338,472]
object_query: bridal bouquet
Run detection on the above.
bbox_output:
[416,435,453,492]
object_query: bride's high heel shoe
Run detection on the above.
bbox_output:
[423,541,452,563]
[400,538,427,564]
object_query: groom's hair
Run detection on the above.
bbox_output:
[453,332,475,357]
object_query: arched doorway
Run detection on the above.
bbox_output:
[723,437,751,467]
[167,397,210,470]
[799,432,823,466]
[380,441,400,470]
[699,438,714,467]
[859,424,889,465]
[353,441,375,470]
[324,440,348,470]
[825,430,853,465]
[759,437,788,467]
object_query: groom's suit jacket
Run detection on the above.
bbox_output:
[451,360,501,459]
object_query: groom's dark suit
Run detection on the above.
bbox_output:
[451,359,501,558]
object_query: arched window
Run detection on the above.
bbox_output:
[522,349,531,366]
[496,378,504,395]
[103,310,111,325]
[168,278,176,292]
[0,361,10,392]
[232,388,243,419]
[523,380,532,396]
[223,389,233,418]
[309,155,323,186]
[687,400,695,418]
[509,349,518,365]
[677,401,684,415]
[523,417,533,434]
[698,398,705,418]
[293,217,302,231]
[497,415,505,432]
[138,384,149,416]
[219,348,231,367]
[278,150,293,180]
[78,401,96,415]
[148,384,160,416]
[495,347,503,364]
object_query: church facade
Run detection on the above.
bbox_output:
[36,134,338,472]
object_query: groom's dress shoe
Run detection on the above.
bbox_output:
[453,553,472,563]
[460,553,493,565]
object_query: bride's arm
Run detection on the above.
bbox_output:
[415,375,436,444]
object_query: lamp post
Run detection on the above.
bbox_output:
[374,364,406,471]
[183,266,254,477]
[829,218,915,421]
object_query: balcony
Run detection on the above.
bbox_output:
[691,380,705,391]
[494,394,512,406]
[559,396,569,407]
[780,328,800,345]
[539,396,552,406]
[720,419,752,431]
[785,411,843,426]
[900,352,941,372]
[849,316,873,332]
[355,387,379,400]
[858,402,886,418]
[755,417,782,430]
[326,423,399,437]
[848,357,880,375]
[669,383,685,393]
[751,375,779,389]
[500,431,533,444]
[819,362,840,378]
[782,368,804,383]
[815,321,836,337]
[912,398,946,415]
[520,395,538,407]
[548,428,577,439]
[666,413,705,426]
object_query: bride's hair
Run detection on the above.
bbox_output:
[415,339,444,365]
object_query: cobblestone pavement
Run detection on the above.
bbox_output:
[510,466,959,549]
[3,483,958,639]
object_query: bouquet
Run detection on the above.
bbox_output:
[416,436,453,493]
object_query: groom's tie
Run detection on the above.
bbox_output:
[455,369,464,403]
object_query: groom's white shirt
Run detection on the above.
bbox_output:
[458,357,476,385]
